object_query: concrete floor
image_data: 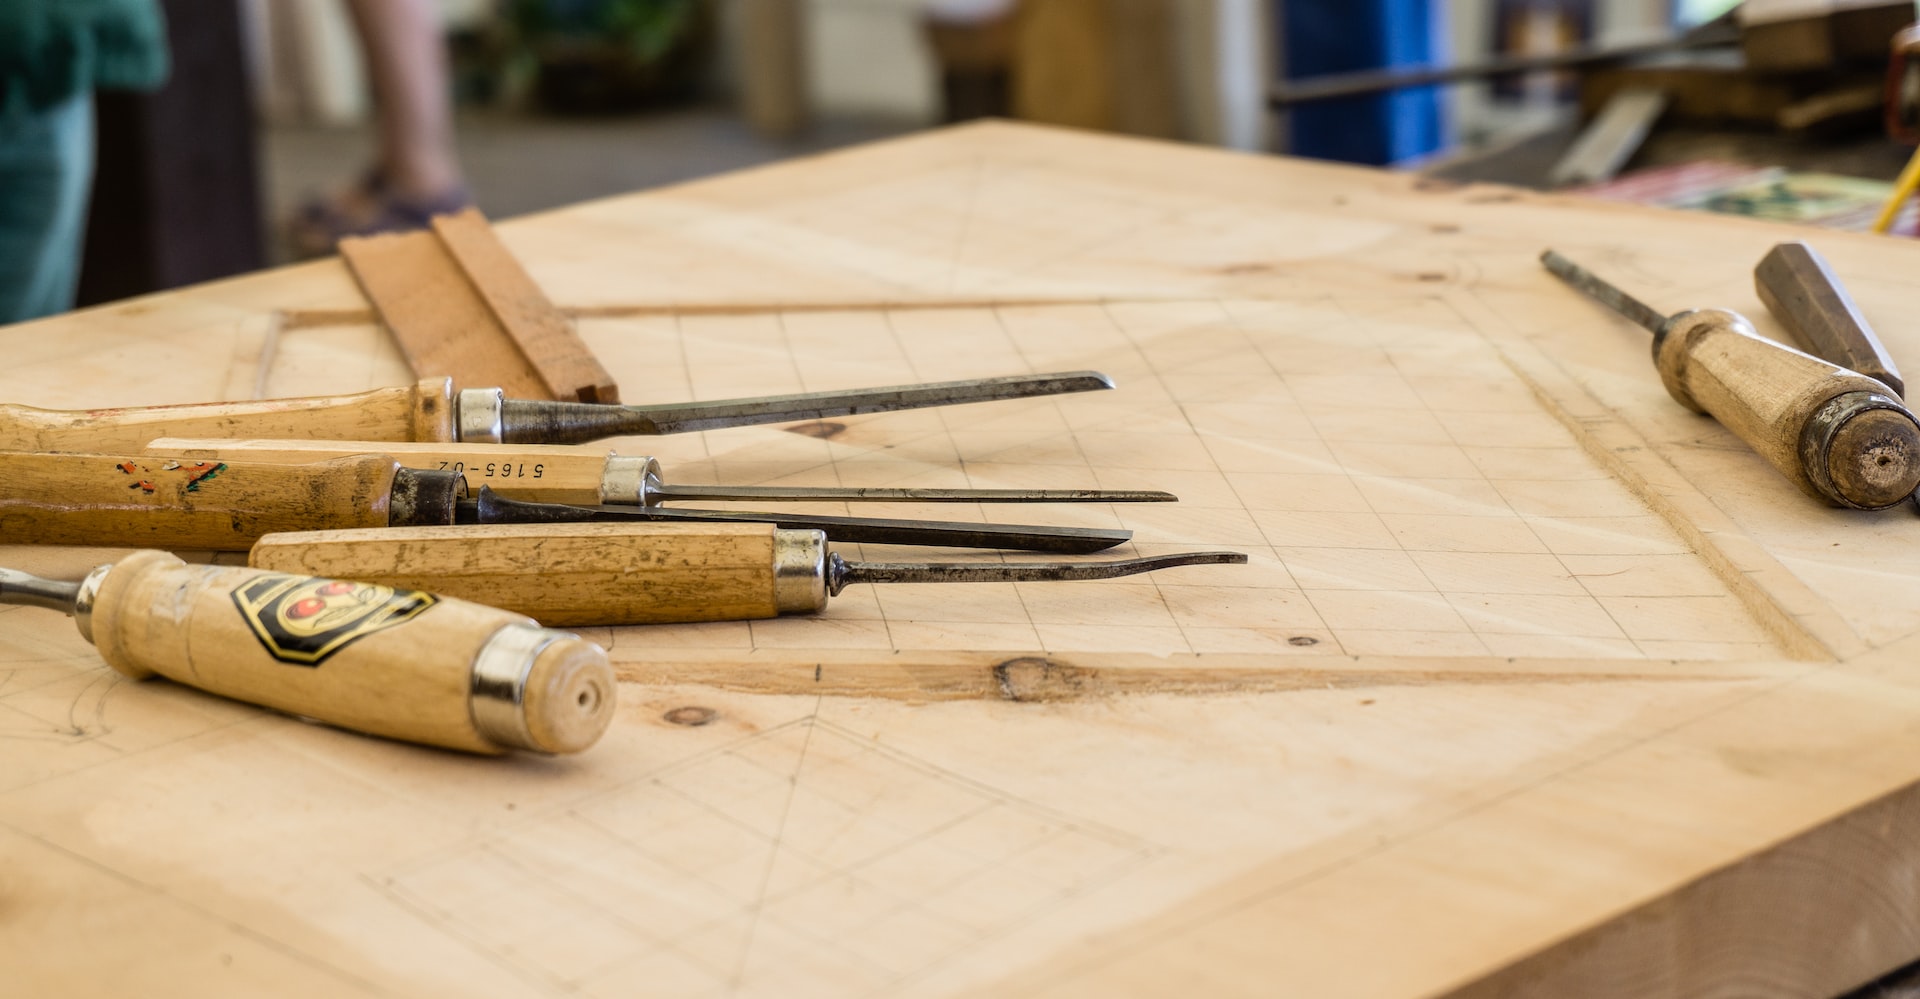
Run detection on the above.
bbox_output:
[261,106,917,261]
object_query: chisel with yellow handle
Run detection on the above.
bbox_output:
[0,451,1131,553]
[1,370,1113,453]
[0,551,614,754]
[247,522,1247,627]
[146,438,1176,507]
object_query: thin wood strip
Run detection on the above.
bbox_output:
[337,227,552,400]
[429,208,619,403]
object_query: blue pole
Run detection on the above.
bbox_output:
[1282,0,1446,165]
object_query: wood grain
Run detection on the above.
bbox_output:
[341,211,616,402]
[13,122,1920,997]
[0,378,453,452]
[430,209,619,403]
[248,522,788,626]
[0,452,402,550]
[147,437,617,505]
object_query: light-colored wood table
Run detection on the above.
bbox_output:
[7,121,1920,997]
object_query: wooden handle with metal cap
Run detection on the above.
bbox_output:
[0,452,461,549]
[1654,309,1920,509]
[1543,250,1920,511]
[4,550,614,753]
[248,522,1249,627]
[1754,241,1905,398]
[251,522,818,626]
[0,378,456,452]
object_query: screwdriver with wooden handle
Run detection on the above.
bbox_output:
[0,371,1113,453]
[145,439,1175,507]
[0,452,1133,553]
[247,522,1247,627]
[1754,241,1904,398]
[1543,250,1920,510]
[0,552,614,754]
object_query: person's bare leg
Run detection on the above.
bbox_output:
[343,0,466,202]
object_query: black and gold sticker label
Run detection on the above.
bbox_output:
[232,574,437,666]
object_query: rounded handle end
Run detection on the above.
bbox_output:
[1802,392,1920,510]
[522,636,617,755]
[471,623,616,754]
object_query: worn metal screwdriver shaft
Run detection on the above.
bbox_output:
[248,522,1248,626]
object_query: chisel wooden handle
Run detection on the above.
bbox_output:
[0,378,455,452]
[81,550,613,753]
[0,452,446,549]
[1755,241,1904,397]
[149,438,614,505]
[1656,309,1920,509]
[249,522,825,626]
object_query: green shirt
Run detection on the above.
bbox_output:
[0,0,169,115]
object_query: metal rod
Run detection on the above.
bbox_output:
[827,551,1248,595]
[1540,250,1671,335]
[0,568,80,614]
[500,371,1117,444]
[653,484,1178,505]
[1267,17,1736,107]
[460,489,1132,554]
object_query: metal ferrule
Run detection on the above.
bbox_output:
[72,563,111,644]
[772,530,829,614]
[457,387,506,443]
[390,468,466,527]
[469,622,561,752]
[1798,390,1913,510]
[598,454,663,505]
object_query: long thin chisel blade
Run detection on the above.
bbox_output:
[654,484,1177,505]
[501,371,1116,444]
[460,490,1132,554]
[1540,250,1670,335]
[829,551,1247,595]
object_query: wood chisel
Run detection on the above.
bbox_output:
[0,551,613,754]
[1543,249,1920,510]
[0,371,1113,453]
[1754,241,1905,398]
[146,438,1176,507]
[0,452,1131,553]
[248,522,1247,627]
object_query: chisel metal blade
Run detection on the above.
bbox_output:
[458,489,1132,554]
[499,370,1116,444]
[0,568,81,612]
[1540,250,1670,335]
[828,551,1247,595]
[651,484,1177,505]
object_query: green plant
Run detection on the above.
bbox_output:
[505,0,701,64]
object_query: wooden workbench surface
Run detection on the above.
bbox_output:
[7,121,1920,997]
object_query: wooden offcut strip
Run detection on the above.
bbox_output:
[338,208,619,402]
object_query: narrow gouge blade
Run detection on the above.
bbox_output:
[651,484,1177,505]
[828,551,1247,594]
